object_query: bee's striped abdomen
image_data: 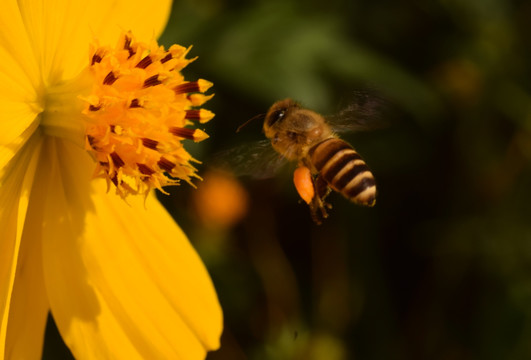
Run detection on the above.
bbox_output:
[309,138,376,206]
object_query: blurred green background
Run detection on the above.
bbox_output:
[46,0,531,359]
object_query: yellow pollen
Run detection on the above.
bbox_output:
[83,31,214,198]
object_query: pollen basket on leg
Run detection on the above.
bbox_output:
[83,32,214,198]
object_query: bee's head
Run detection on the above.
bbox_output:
[263,98,299,131]
[263,99,330,160]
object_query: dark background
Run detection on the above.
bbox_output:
[46,0,531,359]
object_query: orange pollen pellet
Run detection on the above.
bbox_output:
[293,166,315,204]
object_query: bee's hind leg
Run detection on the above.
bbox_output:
[309,175,332,225]
[293,165,331,224]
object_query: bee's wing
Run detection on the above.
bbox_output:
[210,139,288,179]
[328,91,389,133]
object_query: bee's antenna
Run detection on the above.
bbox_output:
[236,113,265,133]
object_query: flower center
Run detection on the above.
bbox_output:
[40,70,91,146]
[83,32,214,198]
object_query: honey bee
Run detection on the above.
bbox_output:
[262,98,377,224]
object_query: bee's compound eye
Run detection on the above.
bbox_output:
[268,108,286,126]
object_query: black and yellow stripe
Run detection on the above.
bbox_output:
[309,138,376,206]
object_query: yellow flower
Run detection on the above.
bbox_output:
[0,1,222,359]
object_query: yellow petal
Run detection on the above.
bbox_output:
[0,1,41,92]
[16,0,172,84]
[88,0,172,43]
[0,133,43,357]
[0,105,41,177]
[0,2,42,172]
[5,151,50,359]
[41,139,222,359]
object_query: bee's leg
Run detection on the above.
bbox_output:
[315,174,331,204]
[306,175,331,225]
[293,165,330,224]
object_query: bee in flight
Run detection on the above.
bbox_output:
[260,98,377,224]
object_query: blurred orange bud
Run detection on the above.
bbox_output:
[432,58,482,105]
[193,170,249,228]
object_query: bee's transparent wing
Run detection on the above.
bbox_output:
[328,91,389,133]
[210,139,287,179]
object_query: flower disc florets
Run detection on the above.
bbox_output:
[83,31,214,198]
